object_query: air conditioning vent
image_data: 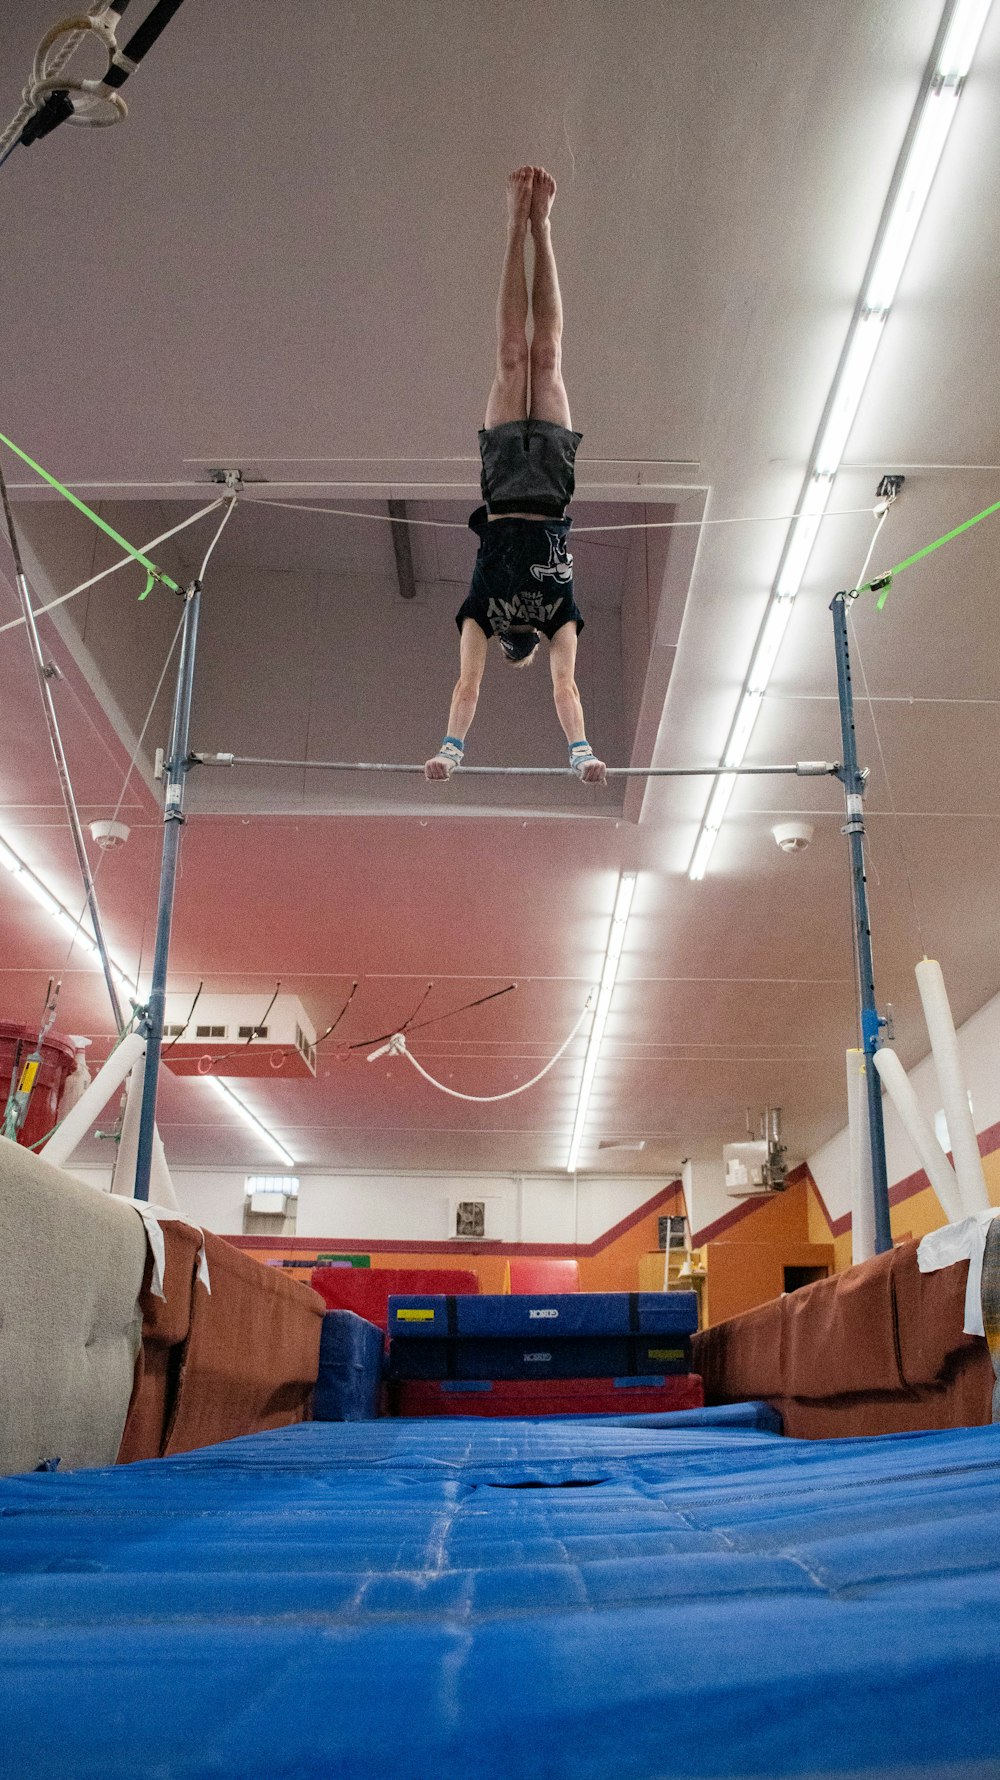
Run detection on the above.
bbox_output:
[598,1138,646,1152]
[455,1200,486,1239]
[249,1191,289,1216]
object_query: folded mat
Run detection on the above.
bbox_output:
[0,1139,147,1474]
[3,1416,1000,1777]
[387,1334,691,1380]
[388,1290,698,1340]
[313,1311,384,1421]
[390,1373,704,1417]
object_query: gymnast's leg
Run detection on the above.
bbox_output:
[484,165,534,428]
[548,622,607,784]
[527,168,572,428]
[425,620,489,779]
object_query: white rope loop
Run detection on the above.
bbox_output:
[1,7,126,159]
[366,995,595,1103]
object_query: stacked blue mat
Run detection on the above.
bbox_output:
[313,1310,384,1420]
[3,1411,1000,1776]
[386,1289,699,1380]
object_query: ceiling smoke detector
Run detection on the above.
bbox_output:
[772,821,814,854]
[90,819,130,850]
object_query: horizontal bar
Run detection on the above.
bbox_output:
[194,753,840,779]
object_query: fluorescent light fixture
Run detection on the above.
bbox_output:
[0,826,136,993]
[567,872,637,1173]
[688,0,992,881]
[210,1075,297,1166]
[688,775,738,881]
[939,0,991,73]
[813,313,886,475]
[775,490,831,598]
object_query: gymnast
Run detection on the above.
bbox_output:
[425,166,607,785]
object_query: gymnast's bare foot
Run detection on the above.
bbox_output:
[506,166,534,233]
[530,166,556,231]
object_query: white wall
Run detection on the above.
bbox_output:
[809,984,1000,1225]
[116,1167,666,1242]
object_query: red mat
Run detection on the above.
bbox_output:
[390,1374,704,1418]
[507,1258,579,1294]
[311,1267,478,1331]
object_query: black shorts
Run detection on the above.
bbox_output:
[478,420,583,517]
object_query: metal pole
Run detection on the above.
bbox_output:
[195,754,840,779]
[0,465,125,1031]
[830,592,892,1253]
[133,582,201,1202]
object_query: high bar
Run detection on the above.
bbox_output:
[194,754,840,778]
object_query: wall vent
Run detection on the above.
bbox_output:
[455,1200,486,1239]
[245,1175,300,1199]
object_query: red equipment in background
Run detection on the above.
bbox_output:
[0,1021,78,1150]
[506,1258,580,1293]
[311,1267,479,1332]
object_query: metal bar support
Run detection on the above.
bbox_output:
[831,591,892,1253]
[133,582,202,1203]
[0,463,125,1031]
[195,754,840,779]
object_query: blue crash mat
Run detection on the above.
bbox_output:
[2,1410,1000,1778]
[388,1289,699,1340]
[386,1333,691,1379]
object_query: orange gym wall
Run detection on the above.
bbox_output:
[803,1118,1000,1262]
[692,1177,835,1326]
[230,1180,687,1294]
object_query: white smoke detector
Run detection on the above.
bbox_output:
[90,819,130,850]
[772,821,814,854]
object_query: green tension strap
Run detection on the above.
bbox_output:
[864,496,1000,610]
[0,431,180,596]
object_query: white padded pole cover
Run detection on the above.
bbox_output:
[39,1033,144,1167]
[873,1046,963,1223]
[915,958,990,1216]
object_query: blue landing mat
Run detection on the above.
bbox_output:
[388,1288,699,1339]
[2,1407,1000,1779]
[386,1331,691,1379]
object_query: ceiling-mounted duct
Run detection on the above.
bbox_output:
[161,992,317,1078]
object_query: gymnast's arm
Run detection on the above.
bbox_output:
[425,618,489,780]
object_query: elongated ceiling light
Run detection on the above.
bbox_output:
[567,871,637,1173]
[688,0,993,882]
[209,1075,297,1167]
[0,828,136,994]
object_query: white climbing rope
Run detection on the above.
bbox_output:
[367,994,595,1102]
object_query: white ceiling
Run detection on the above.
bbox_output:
[1,0,999,1181]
